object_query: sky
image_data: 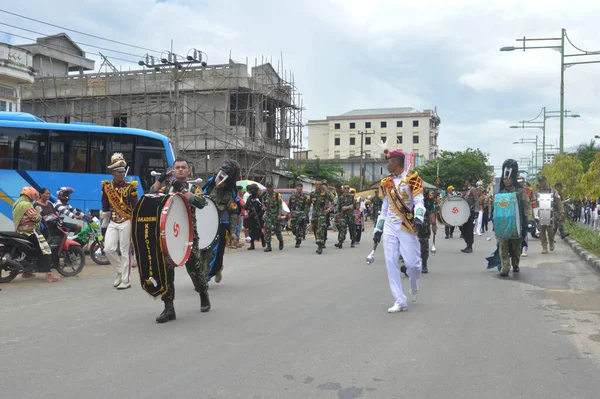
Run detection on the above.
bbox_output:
[2,0,600,171]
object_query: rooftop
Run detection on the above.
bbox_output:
[340,107,417,116]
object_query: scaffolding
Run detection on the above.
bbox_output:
[20,56,304,182]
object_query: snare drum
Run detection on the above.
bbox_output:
[439,196,471,226]
[195,197,220,250]
[537,192,554,226]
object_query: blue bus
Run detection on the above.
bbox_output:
[0,112,176,231]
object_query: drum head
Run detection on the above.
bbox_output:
[160,194,193,266]
[441,197,471,227]
[195,197,220,250]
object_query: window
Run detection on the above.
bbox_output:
[334,137,340,146]
[0,100,14,112]
[17,129,48,171]
[349,122,356,129]
[381,136,387,144]
[350,137,356,145]
[89,134,107,174]
[334,123,341,129]
[397,121,403,128]
[413,120,419,127]
[334,151,340,159]
[49,131,88,173]
[63,116,71,124]
[365,137,371,145]
[397,135,403,144]
[381,121,387,128]
[364,150,371,159]
[413,135,419,144]
[0,127,17,169]
[365,122,371,128]
[113,114,128,127]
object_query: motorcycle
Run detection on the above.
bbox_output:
[0,214,86,283]
[74,215,110,265]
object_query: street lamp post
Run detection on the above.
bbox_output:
[500,29,600,153]
[513,136,541,172]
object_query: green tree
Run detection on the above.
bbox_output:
[345,175,369,190]
[581,152,600,199]
[415,148,491,190]
[539,153,585,199]
[300,157,345,186]
[575,139,600,172]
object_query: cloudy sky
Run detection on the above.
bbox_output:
[2,0,600,170]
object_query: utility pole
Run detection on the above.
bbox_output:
[358,130,375,190]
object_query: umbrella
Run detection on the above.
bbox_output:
[236,180,266,192]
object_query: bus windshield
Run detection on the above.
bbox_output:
[0,112,175,231]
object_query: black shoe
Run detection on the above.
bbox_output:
[461,247,473,253]
[264,244,272,252]
[156,301,176,323]
[279,240,284,250]
[445,236,449,239]
[334,241,343,249]
[316,245,323,255]
[261,239,266,248]
[499,270,509,277]
[247,242,255,250]
[562,233,570,239]
[351,240,356,248]
[200,292,211,313]
[512,267,520,273]
[295,239,301,248]
[400,265,409,277]
[422,265,428,274]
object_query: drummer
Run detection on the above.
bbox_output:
[444,185,457,239]
[150,158,212,323]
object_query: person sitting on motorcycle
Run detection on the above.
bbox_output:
[12,186,60,282]
[54,187,85,234]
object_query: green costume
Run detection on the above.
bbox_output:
[308,190,331,246]
[336,192,356,244]
[263,191,283,246]
[289,191,308,242]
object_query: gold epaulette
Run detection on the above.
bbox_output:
[129,181,138,187]
[101,180,110,185]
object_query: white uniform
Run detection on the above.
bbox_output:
[376,172,425,308]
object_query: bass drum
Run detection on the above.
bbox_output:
[439,196,471,227]
[160,194,193,266]
[195,197,220,250]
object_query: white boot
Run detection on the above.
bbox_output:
[117,278,131,290]
[113,273,122,288]
[387,304,408,313]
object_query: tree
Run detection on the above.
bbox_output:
[581,152,600,199]
[539,153,585,199]
[575,139,600,172]
[415,148,491,190]
[345,175,369,190]
[300,157,345,186]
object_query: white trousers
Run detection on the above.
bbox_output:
[382,223,421,307]
[475,210,483,233]
[105,220,131,282]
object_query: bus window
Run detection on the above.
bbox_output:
[0,127,17,169]
[17,129,48,171]
[49,130,88,172]
[136,149,167,192]
[108,135,134,172]
[90,134,107,173]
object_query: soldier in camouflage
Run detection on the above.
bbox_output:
[371,190,383,222]
[334,184,357,249]
[307,181,332,254]
[289,183,309,248]
[418,188,438,274]
[262,182,284,252]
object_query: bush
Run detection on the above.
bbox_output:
[564,221,600,257]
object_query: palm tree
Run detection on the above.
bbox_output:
[576,139,600,172]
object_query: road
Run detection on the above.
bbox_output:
[2,228,600,399]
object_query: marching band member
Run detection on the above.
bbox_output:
[496,159,533,277]
[150,158,211,323]
[460,179,478,253]
[101,153,138,290]
[373,149,425,313]
[200,159,241,284]
[536,176,565,254]
[444,185,457,239]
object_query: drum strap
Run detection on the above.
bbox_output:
[103,182,134,221]
[383,182,417,235]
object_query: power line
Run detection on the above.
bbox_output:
[0,22,145,58]
[0,8,161,54]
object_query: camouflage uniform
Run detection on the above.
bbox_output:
[289,192,308,242]
[336,193,357,244]
[263,191,283,246]
[418,189,436,273]
[371,194,383,221]
[498,185,533,274]
[308,190,331,248]
[536,187,565,252]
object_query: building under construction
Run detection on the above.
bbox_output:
[19,34,304,181]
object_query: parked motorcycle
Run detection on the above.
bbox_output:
[74,215,110,265]
[0,214,86,283]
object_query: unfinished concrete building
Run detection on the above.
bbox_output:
[19,35,304,181]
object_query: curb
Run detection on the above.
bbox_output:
[563,237,600,272]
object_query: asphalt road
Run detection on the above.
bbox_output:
[2,228,600,399]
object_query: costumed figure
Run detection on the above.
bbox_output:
[418,188,437,274]
[243,184,265,250]
[373,146,425,313]
[148,158,211,323]
[307,181,332,255]
[459,178,478,253]
[490,159,533,277]
[289,183,309,248]
[200,159,241,283]
[334,184,357,249]
[13,187,60,283]
[101,153,138,290]
[262,182,284,252]
[536,176,565,254]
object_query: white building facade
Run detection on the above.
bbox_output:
[307,107,441,163]
[0,43,35,112]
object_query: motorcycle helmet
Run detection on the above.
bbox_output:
[57,186,75,201]
[20,186,39,201]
